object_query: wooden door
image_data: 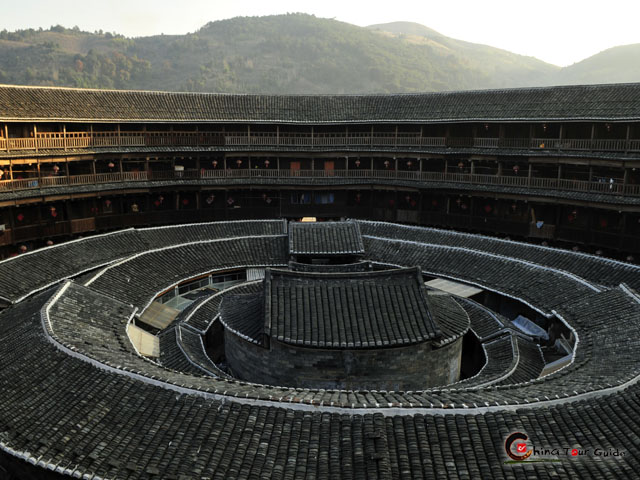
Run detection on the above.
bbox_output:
[324,160,334,176]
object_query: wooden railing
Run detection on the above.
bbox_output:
[0,168,638,197]
[1,131,640,152]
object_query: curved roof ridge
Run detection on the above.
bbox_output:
[1,81,640,97]
[1,82,640,123]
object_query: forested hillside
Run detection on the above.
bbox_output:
[0,14,634,94]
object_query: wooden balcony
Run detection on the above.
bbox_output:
[1,131,640,153]
[0,168,639,198]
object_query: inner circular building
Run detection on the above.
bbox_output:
[0,84,639,479]
[220,265,468,390]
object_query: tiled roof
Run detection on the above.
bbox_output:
[357,220,640,291]
[3,220,640,478]
[494,336,545,386]
[362,236,599,315]
[425,292,470,347]
[288,260,373,273]
[288,220,365,256]
[86,235,289,311]
[1,83,640,122]
[457,297,510,341]
[219,293,264,345]
[266,267,440,348]
[0,229,147,304]
[454,333,515,388]
[159,326,206,376]
[137,219,287,249]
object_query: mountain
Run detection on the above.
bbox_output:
[0,14,633,94]
[367,21,559,88]
[546,44,640,86]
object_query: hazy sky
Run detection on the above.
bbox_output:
[3,0,639,66]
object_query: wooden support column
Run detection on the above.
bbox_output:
[311,126,314,146]
[619,214,627,251]
[33,124,38,153]
[557,164,563,180]
[497,162,503,176]
[7,204,15,230]
[3,124,8,152]
[65,157,70,183]
[626,125,631,153]
[8,160,13,181]
[90,124,93,145]
[395,125,398,147]
[63,124,67,151]
[470,160,475,175]
[623,168,629,186]
[36,159,41,180]
[117,124,121,146]
[36,201,43,227]
[276,125,279,145]
[371,125,374,146]
[91,159,96,176]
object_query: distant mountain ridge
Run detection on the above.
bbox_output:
[0,14,635,94]
[548,43,640,86]
[366,21,558,88]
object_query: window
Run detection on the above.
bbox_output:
[314,192,335,204]
[291,192,311,204]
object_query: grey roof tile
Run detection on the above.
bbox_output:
[289,221,365,256]
[2,220,640,478]
[1,83,640,123]
[266,267,441,348]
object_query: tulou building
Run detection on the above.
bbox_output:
[0,83,639,479]
[0,83,638,260]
